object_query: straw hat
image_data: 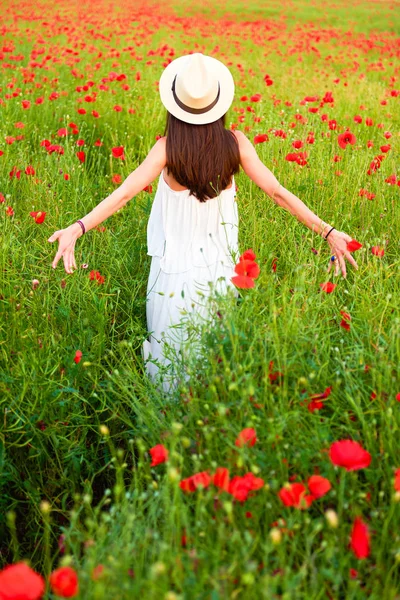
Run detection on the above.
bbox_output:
[159,52,235,125]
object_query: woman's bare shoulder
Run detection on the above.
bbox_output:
[231,130,254,162]
[232,129,249,145]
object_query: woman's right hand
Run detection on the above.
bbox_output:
[48,224,82,273]
[326,229,359,278]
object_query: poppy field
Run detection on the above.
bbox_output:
[0,0,399,597]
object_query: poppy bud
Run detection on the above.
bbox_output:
[325,509,339,528]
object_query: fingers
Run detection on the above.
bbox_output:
[48,231,60,243]
[52,251,62,270]
[344,251,359,270]
[52,250,76,273]
[338,254,346,278]
[63,250,76,274]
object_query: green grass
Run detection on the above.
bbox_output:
[0,0,399,597]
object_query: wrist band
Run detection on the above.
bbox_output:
[76,220,85,235]
[324,227,335,240]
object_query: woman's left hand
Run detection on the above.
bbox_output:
[326,230,359,278]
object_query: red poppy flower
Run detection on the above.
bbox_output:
[310,386,332,401]
[396,393,400,402]
[213,467,230,492]
[254,134,268,144]
[49,566,79,598]
[235,427,257,448]
[349,568,358,579]
[394,468,400,492]
[76,151,85,163]
[91,565,104,581]
[112,146,125,159]
[371,246,384,257]
[231,274,255,289]
[278,483,313,509]
[234,259,260,279]
[47,144,64,155]
[337,131,356,149]
[6,206,14,216]
[307,398,324,412]
[149,444,169,467]
[180,471,212,493]
[25,165,35,175]
[320,282,337,293]
[142,185,153,192]
[329,440,371,471]
[0,562,45,600]
[73,350,83,364]
[228,476,252,502]
[228,473,264,502]
[231,254,260,289]
[89,270,105,284]
[346,239,362,252]
[268,360,284,384]
[240,249,256,261]
[340,311,351,327]
[30,211,46,224]
[308,475,331,499]
[9,166,22,179]
[350,517,370,559]
[112,174,122,184]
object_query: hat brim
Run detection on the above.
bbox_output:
[159,54,235,125]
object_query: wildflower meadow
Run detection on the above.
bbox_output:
[0,0,399,598]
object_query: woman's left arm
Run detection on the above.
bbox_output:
[73,137,166,236]
[48,138,166,272]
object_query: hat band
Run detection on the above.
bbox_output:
[171,75,220,115]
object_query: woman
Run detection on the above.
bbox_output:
[48,53,358,390]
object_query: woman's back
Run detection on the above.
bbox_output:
[162,113,241,202]
[147,150,239,275]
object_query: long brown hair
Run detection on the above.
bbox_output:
[163,112,241,203]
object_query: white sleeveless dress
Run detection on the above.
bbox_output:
[142,169,239,391]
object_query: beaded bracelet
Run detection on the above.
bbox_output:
[76,220,86,235]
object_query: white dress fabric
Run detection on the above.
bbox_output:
[142,169,239,391]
